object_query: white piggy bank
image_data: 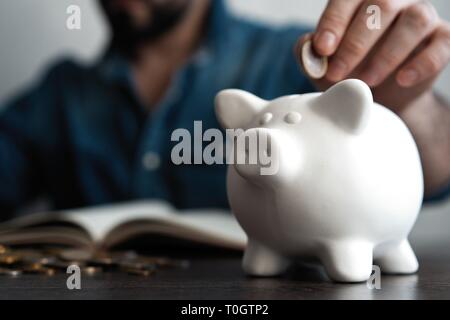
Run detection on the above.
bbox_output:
[215,79,423,283]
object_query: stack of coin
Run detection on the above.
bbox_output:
[0,244,189,277]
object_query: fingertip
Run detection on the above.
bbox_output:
[397,68,420,88]
[359,70,382,88]
[326,57,348,83]
[313,30,338,56]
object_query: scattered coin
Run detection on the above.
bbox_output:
[0,267,22,277]
[0,245,189,278]
[15,249,44,261]
[23,264,56,276]
[300,39,328,79]
[88,256,117,269]
[44,268,56,276]
[0,254,20,265]
[41,258,74,270]
[82,266,102,276]
[37,256,58,266]
[27,262,44,271]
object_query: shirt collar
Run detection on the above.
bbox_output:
[97,49,132,87]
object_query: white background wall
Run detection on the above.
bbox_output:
[0,0,449,102]
[0,0,448,227]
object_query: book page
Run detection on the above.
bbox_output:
[60,201,247,250]
[60,201,175,242]
[162,209,247,248]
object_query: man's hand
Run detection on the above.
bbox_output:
[297,0,450,109]
[296,0,450,198]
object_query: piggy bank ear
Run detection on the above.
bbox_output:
[215,89,267,129]
[313,79,372,134]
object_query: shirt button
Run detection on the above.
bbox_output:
[142,152,161,171]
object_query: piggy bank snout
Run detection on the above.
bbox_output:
[234,128,298,179]
[234,128,277,178]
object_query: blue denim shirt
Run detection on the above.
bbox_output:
[0,0,315,217]
[0,1,447,218]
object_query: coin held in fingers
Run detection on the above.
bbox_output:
[301,39,328,79]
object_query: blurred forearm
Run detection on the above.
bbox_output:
[400,92,450,197]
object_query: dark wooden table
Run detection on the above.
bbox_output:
[1,204,449,300]
[0,242,449,300]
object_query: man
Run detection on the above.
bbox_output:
[0,0,449,219]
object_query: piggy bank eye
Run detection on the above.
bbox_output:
[284,112,302,124]
[259,112,273,125]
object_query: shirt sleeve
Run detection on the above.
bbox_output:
[0,95,42,220]
[0,63,64,220]
[424,181,450,203]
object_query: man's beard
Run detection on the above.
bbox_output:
[100,0,190,56]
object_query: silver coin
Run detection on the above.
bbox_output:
[301,39,328,79]
[0,267,22,277]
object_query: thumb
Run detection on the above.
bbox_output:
[295,33,334,92]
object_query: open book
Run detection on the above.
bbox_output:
[0,201,247,251]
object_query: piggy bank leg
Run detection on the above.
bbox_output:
[375,239,419,274]
[319,241,373,283]
[242,240,290,277]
